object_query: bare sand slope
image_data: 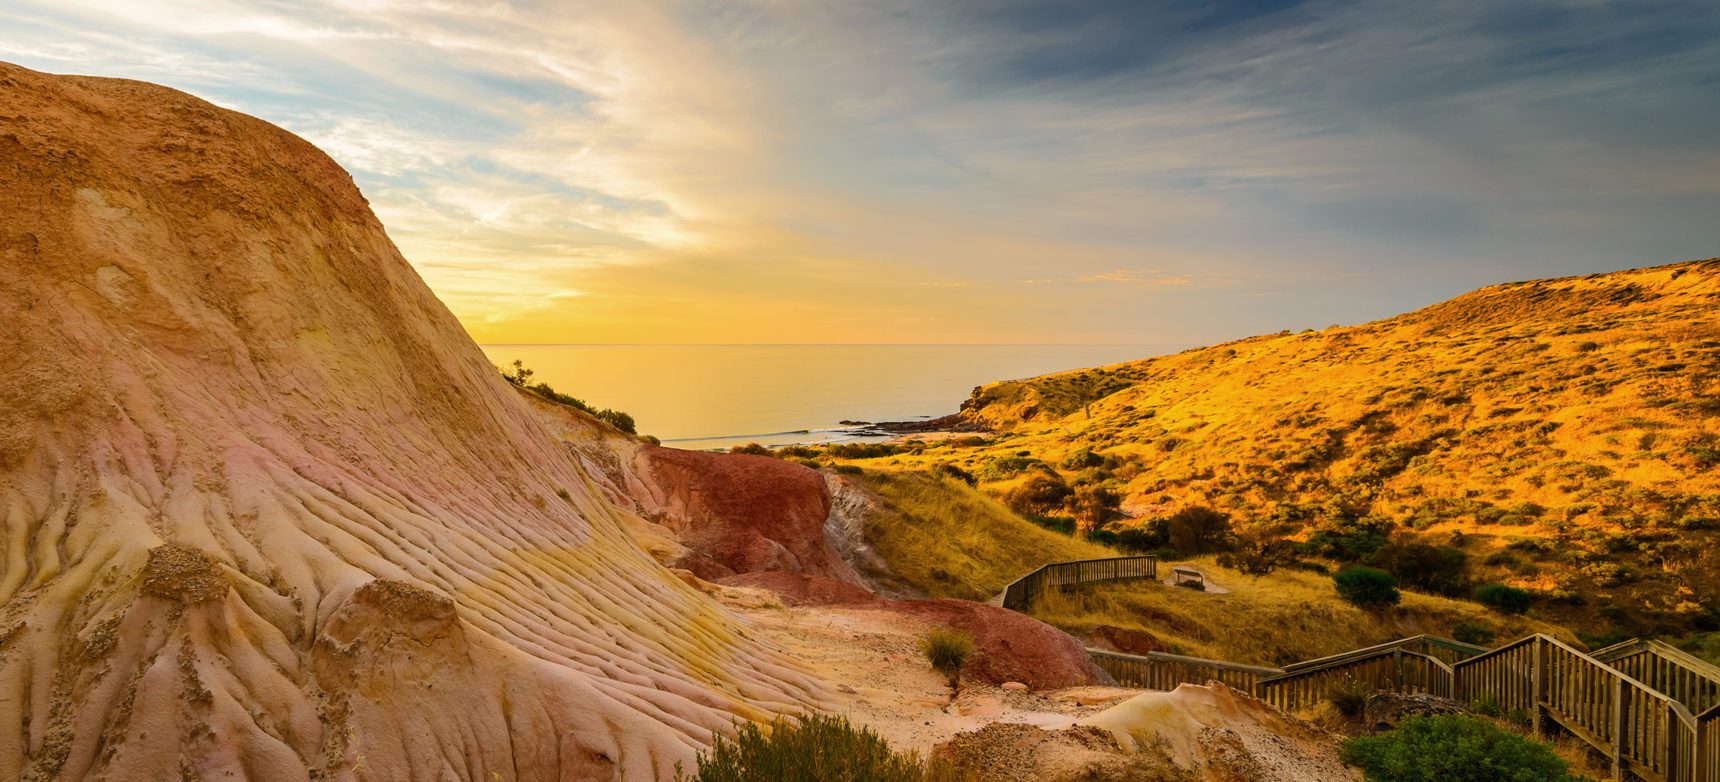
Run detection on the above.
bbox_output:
[0,62,828,781]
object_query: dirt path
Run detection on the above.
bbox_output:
[719,588,1141,754]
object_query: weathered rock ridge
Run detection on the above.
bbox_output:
[0,62,827,781]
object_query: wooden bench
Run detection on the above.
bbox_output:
[1172,567,1204,588]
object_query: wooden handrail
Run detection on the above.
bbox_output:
[1090,648,1284,676]
[996,554,1719,780]
[999,554,1158,611]
[1283,634,1486,673]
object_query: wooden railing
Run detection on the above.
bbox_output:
[1089,648,1281,693]
[999,555,1157,611]
[1595,640,1720,718]
[1454,635,1703,782]
[996,554,1720,780]
[1282,635,1489,673]
[1088,632,1719,781]
[1260,647,1455,713]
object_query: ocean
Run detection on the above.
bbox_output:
[478,344,1183,450]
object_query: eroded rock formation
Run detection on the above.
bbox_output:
[0,62,827,781]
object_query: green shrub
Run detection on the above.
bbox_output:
[1369,541,1469,596]
[676,714,954,782]
[1334,566,1401,608]
[919,626,975,687]
[1452,621,1496,646]
[1060,447,1104,470]
[1113,522,1169,554]
[730,442,773,456]
[1340,714,1587,781]
[1469,693,1504,718]
[1474,584,1534,614]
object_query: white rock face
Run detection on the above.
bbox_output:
[0,61,826,781]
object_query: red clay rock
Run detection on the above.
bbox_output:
[889,599,1104,689]
[642,447,860,582]
[714,572,886,608]
[1090,624,1168,656]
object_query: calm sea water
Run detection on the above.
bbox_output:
[480,344,1183,450]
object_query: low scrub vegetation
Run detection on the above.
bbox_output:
[676,714,955,782]
[500,360,637,433]
[918,626,975,690]
[1474,583,1534,614]
[1334,566,1401,608]
[1340,714,1590,782]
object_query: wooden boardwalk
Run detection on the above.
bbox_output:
[998,556,1720,781]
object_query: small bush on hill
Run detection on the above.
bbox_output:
[730,442,772,456]
[1475,584,1534,614]
[980,455,1040,480]
[824,443,898,460]
[1340,714,1588,782]
[1004,474,1074,517]
[934,463,977,485]
[1369,541,1469,596]
[1167,505,1234,555]
[676,714,955,782]
[1060,447,1104,469]
[1113,522,1169,554]
[1452,621,1496,646]
[1334,566,1401,608]
[1304,515,1394,561]
[1070,484,1119,529]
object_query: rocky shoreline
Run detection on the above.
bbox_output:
[837,412,986,438]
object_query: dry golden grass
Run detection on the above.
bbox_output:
[857,469,1113,602]
[854,259,1720,640]
[1026,556,1573,667]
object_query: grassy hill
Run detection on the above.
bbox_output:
[831,259,1720,646]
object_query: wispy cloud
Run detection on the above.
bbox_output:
[2,0,1715,343]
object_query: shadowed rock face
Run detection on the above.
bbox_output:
[0,61,827,781]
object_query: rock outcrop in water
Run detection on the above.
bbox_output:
[0,62,827,781]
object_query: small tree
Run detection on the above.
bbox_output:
[1167,505,1233,555]
[918,626,975,694]
[1003,474,1073,518]
[1474,583,1534,614]
[1334,566,1401,608]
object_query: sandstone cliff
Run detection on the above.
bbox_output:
[0,62,827,782]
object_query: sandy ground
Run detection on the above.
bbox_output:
[717,587,1141,755]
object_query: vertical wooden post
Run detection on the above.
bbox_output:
[1541,639,1554,739]
[1664,704,1675,782]
[1614,677,1628,781]
[1697,713,1709,782]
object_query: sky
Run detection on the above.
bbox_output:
[3,0,1718,345]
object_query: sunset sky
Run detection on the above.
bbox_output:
[4,0,1717,344]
